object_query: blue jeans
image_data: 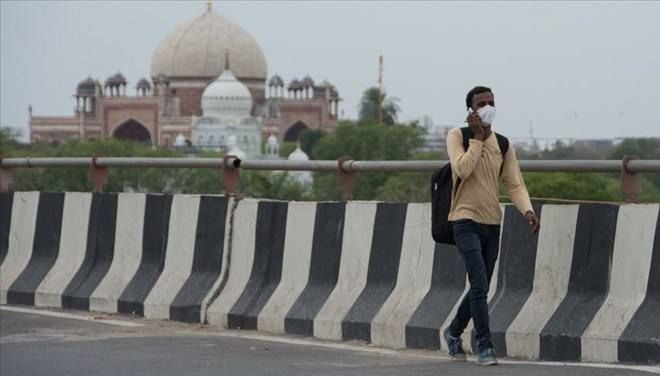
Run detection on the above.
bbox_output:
[448,219,500,353]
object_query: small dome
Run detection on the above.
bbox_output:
[268,75,284,87]
[319,80,334,88]
[113,72,127,84]
[288,79,301,90]
[267,134,278,146]
[174,133,186,147]
[105,72,127,87]
[76,76,96,96]
[201,68,253,118]
[288,146,312,184]
[301,76,315,88]
[288,145,309,161]
[136,78,152,89]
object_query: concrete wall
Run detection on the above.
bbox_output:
[1,192,658,364]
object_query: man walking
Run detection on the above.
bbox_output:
[443,86,539,365]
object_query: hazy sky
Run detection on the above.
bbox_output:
[1,0,659,141]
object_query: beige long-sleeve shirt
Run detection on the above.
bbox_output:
[446,127,533,225]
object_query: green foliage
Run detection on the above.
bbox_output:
[239,171,311,201]
[7,139,183,192]
[515,138,659,202]
[609,138,660,160]
[358,87,401,125]
[518,171,658,203]
[2,120,658,202]
[521,172,621,202]
[279,142,297,158]
[521,140,601,160]
[299,129,325,155]
[0,127,22,154]
[311,121,425,200]
[376,172,428,202]
[168,150,225,195]
[312,121,424,161]
[376,151,444,202]
[4,139,311,196]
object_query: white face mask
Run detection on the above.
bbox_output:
[477,105,496,125]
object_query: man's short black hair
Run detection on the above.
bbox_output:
[465,86,492,110]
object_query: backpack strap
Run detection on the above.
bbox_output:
[458,127,510,177]
[454,127,473,192]
[460,127,472,152]
[495,133,509,155]
[495,132,509,177]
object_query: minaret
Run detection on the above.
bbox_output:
[378,55,384,124]
[207,0,213,12]
[28,105,33,142]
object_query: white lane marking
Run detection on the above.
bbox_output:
[0,306,144,328]
[177,329,660,375]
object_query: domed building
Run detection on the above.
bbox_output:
[264,133,280,159]
[287,145,313,185]
[150,4,267,116]
[192,54,262,157]
[29,2,341,149]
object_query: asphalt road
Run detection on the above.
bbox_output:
[1,305,657,376]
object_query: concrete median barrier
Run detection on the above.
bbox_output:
[1,191,657,364]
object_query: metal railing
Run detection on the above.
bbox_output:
[1,156,658,201]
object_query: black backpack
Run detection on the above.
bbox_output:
[431,127,509,244]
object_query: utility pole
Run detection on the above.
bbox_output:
[378,55,384,124]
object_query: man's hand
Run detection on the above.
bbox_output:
[525,211,540,234]
[466,111,491,141]
[466,111,486,141]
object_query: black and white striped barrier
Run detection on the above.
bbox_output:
[0,192,229,323]
[0,192,657,364]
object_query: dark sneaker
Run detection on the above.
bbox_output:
[477,347,498,366]
[443,328,466,361]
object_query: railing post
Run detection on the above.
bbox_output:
[222,155,240,196]
[89,156,108,193]
[621,155,641,203]
[0,157,15,192]
[337,156,357,200]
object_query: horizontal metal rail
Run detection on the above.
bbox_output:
[0,156,656,201]
[2,157,660,173]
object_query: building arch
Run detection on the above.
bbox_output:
[283,120,309,142]
[112,118,151,143]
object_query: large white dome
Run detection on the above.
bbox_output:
[288,145,310,161]
[202,69,253,118]
[150,7,267,80]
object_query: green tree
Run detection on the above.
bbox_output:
[4,138,312,198]
[376,151,444,202]
[279,142,297,158]
[521,172,621,202]
[0,127,22,154]
[311,120,424,200]
[609,138,660,160]
[239,171,311,201]
[358,87,401,125]
[299,129,325,155]
[536,140,601,160]
[7,139,186,192]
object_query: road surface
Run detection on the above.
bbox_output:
[1,305,657,376]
